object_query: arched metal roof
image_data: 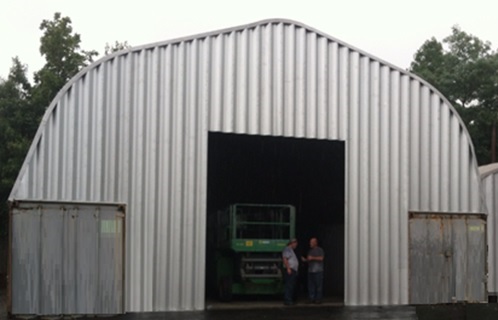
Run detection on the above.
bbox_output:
[9,19,479,191]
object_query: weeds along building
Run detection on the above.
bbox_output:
[9,19,486,313]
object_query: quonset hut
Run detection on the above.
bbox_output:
[9,19,486,313]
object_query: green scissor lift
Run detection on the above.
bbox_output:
[215,203,296,301]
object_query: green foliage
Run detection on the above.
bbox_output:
[31,12,98,113]
[411,26,498,165]
[0,58,33,236]
[0,13,102,237]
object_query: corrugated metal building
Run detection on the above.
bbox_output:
[9,19,485,311]
[480,163,498,297]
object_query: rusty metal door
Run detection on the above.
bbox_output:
[409,213,487,304]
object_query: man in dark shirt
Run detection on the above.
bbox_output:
[303,237,324,303]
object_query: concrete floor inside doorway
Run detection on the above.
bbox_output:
[205,296,343,310]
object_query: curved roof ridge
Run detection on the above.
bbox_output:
[479,162,498,178]
[95,18,412,77]
[8,18,481,200]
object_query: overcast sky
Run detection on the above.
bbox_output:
[1,0,498,80]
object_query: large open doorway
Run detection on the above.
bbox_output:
[206,132,345,306]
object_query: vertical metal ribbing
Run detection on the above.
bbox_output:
[152,46,163,310]
[143,48,155,310]
[181,39,196,309]
[428,95,439,210]
[209,34,222,132]
[126,52,137,310]
[316,37,328,140]
[272,23,284,136]
[419,87,431,211]
[368,60,380,304]
[450,112,461,212]
[162,44,174,309]
[184,38,198,308]
[409,81,420,210]
[178,41,189,309]
[350,50,362,304]
[358,54,370,304]
[260,25,272,135]
[94,66,105,202]
[106,59,118,202]
[100,62,110,202]
[294,27,306,137]
[440,103,451,212]
[305,31,317,138]
[55,98,65,199]
[194,36,209,310]
[460,131,471,212]
[222,32,235,133]
[341,45,354,304]
[379,65,390,304]
[283,24,295,137]
[45,105,55,199]
[328,42,339,140]
[389,70,401,304]
[248,27,260,135]
[40,105,50,199]
[235,29,248,134]
[88,67,99,201]
[399,75,411,305]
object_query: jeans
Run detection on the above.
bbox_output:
[308,271,323,301]
[284,269,298,304]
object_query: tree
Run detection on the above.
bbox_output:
[411,26,498,165]
[0,13,99,238]
[0,58,33,237]
[31,12,98,117]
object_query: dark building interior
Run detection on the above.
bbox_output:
[206,132,345,302]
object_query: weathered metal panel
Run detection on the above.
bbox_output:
[479,163,498,296]
[466,218,487,299]
[10,201,125,315]
[409,213,487,304]
[9,19,483,309]
[11,209,40,314]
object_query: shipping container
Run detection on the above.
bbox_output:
[9,201,125,316]
[409,212,487,304]
[480,163,498,300]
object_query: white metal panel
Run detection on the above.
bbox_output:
[9,19,483,310]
